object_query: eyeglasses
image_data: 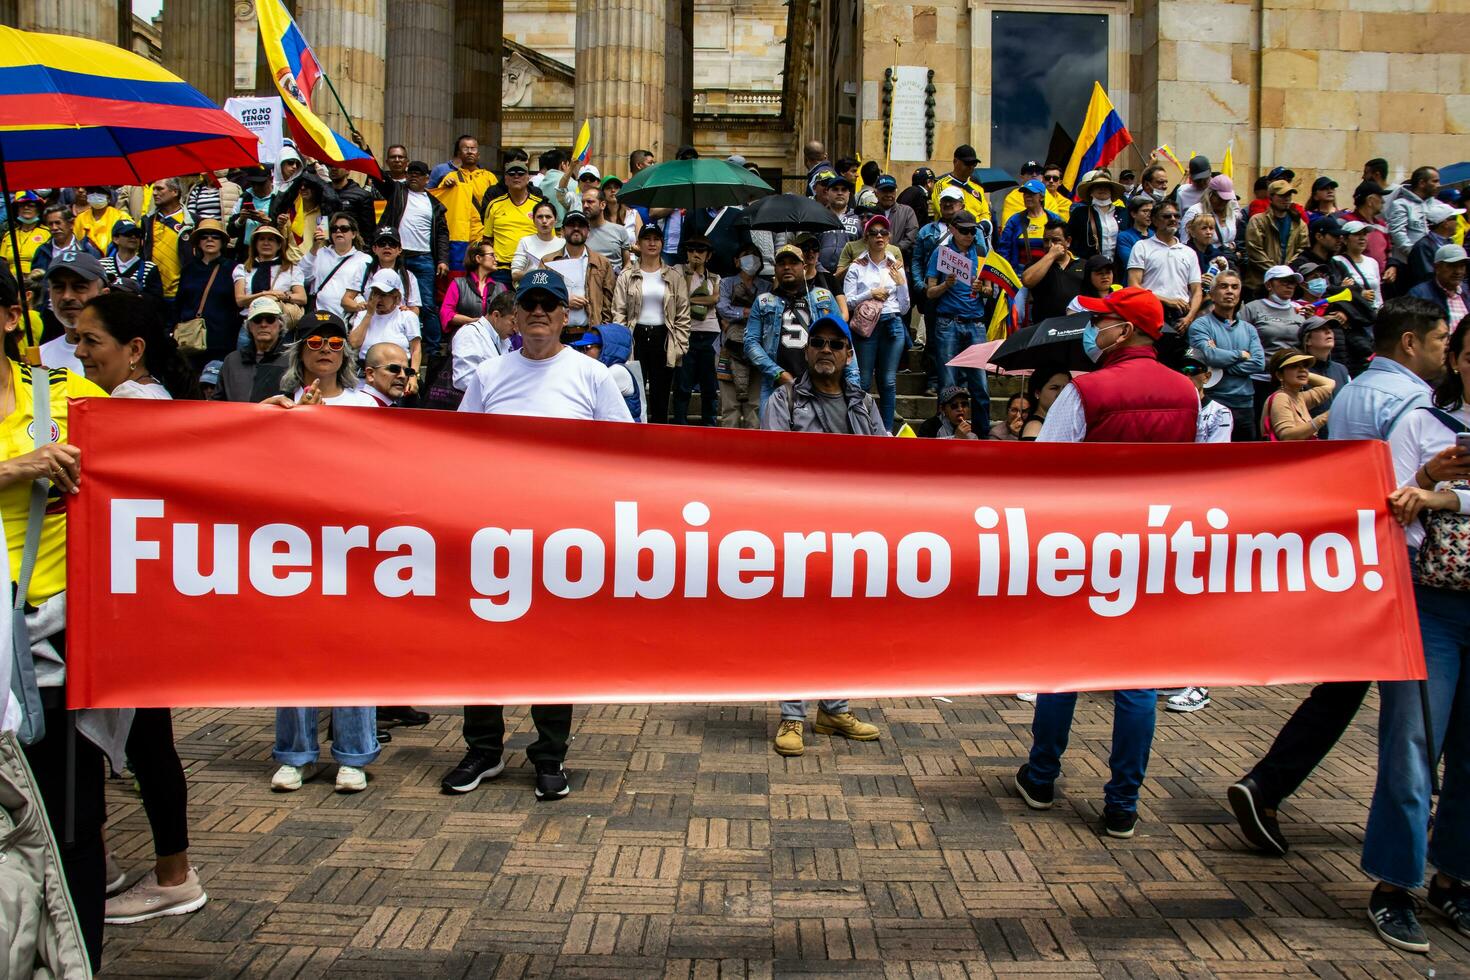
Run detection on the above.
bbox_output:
[331,225,353,233]
[374,363,410,376]
[304,335,346,352]
[808,336,850,352]
[518,296,561,313]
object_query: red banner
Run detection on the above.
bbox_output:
[65,399,1424,708]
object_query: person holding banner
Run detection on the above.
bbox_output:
[68,293,209,923]
[1015,286,1197,839]
[1365,311,1470,952]
[447,267,630,799]
[1230,297,1453,858]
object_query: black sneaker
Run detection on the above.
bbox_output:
[1227,777,1288,856]
[1428,876,1470,937]
[1369,885,1430,953]
[379,706,431,727]
[1013,764,1054,810]
[1101,806,1138,839]
[440,749,505,794]
[534,762,570,801]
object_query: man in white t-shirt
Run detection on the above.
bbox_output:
[39,252,106,374]
[445,267,630,804]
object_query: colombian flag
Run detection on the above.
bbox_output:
[257,0,380,178]
[1062,82,1132,199]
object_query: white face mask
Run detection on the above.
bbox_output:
[739,255,761,275]
[86,193,108,209]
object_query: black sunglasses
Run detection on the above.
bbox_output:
[808,336,850,352]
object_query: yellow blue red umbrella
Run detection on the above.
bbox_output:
[0,26,257,190]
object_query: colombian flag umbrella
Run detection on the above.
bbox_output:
[0,25,258,191]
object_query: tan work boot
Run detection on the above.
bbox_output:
[774,719,805,756]
[814,710,880,741]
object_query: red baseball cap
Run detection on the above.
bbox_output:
[1072,286,1166,338]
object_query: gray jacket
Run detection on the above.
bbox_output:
[760,375,887,435]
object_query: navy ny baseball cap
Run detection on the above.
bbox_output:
[516,267,569,306]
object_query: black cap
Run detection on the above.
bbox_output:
[406,160,431,175]
[300,310,349,339]
[955,144,979,164]
[1312,175,1338,192]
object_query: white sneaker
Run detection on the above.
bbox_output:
[270,763,319,791]
[105,851,127,895]
[1166,687,1211,713]
[335,765,368,793]
[1015,693,1037,703]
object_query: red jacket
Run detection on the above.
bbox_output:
[1072,346,1198,442]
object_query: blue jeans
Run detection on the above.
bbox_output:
[854,312,906,429]
[780,699,849,721]
[1363,582,1470,888]
[934,316,991,422]
[402,251,439,356]
[273,707,380,767]
[1027,689,1157,812]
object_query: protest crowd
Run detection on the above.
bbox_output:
[4,119,1470,972]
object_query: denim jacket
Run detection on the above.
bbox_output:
[743,285,859,391]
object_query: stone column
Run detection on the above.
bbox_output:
[385,0,453,163]
[163,2,235,104]
[453,0,502,166]
[293,0,386,154]
[664,0,694,155]
[574,0,665,177]
[13,0,118,38]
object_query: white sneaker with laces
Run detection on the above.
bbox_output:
[335,765,368,792]
[270,763,319,791]
[1166,687,1211,713]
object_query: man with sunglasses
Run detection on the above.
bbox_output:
[761,312,885,755]
[358,342,412,407]
[447,267,631,801]
[1014,286,1197,840]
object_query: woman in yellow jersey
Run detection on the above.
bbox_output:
[0,266,110,970]
[1,191,50,276]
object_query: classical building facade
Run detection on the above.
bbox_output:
[5,0,1466,192]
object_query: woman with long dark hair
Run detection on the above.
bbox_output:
[70,292,208,924]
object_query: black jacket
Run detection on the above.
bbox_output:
[369,174,449,266]
[214,342,288,403]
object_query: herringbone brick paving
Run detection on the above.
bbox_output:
[97,689,1470,977]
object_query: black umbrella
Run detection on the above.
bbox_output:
[990,312,1093,373]
[737,193,843,232]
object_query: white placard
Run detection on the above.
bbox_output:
[936,246,974,285]
[888,66,929,163]
[223,96,283,165]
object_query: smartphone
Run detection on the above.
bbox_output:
[1456,432,1470,453]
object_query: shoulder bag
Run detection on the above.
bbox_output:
[173,262,221,354]
[1415,408,1470,591]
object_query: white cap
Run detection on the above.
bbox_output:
[577,164,601,180]
[367,268,404,294]
[1263,265,1302,283]
[938,186,964,203]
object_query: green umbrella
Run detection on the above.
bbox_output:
[616,158,773,211]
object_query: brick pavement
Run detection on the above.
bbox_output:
[97,688,1470,978]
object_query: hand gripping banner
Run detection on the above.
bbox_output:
[65,399,1424,708]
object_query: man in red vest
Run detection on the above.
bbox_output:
[1012,286,1198,838]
